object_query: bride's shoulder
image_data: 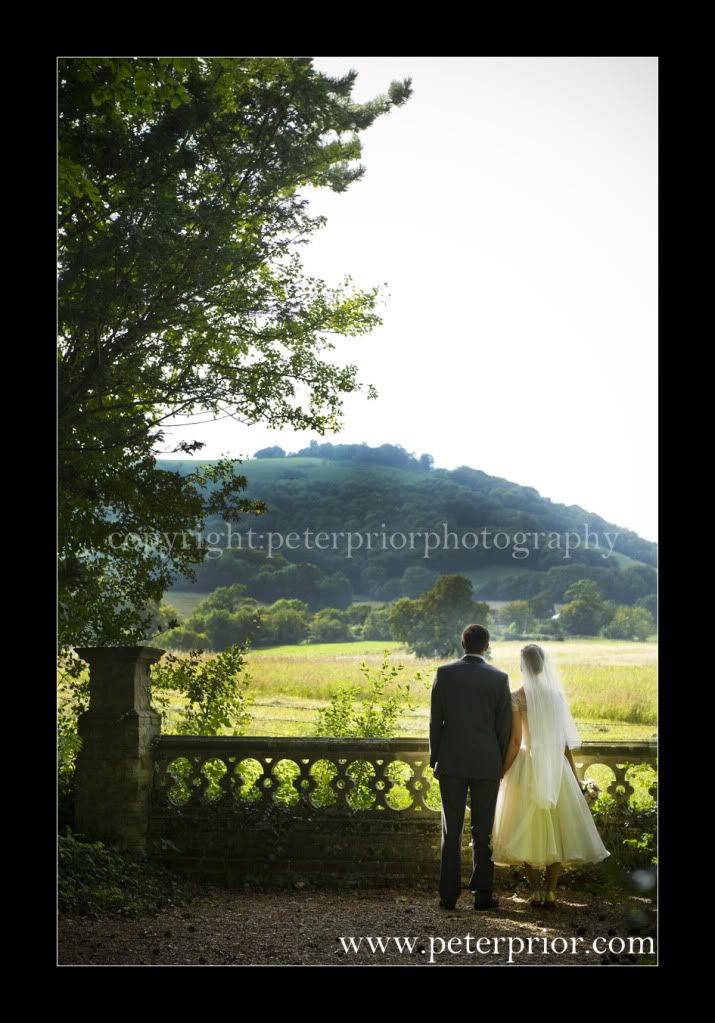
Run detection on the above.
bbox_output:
[511,687,526,711]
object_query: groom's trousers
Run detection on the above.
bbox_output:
[438,775,501,906]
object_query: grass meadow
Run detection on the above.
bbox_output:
[151,638,657,743]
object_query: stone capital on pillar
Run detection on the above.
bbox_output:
[74,645,166,854]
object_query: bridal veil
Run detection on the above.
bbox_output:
[520,644,581,809]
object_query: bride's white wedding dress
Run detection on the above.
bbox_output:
[491,687,610,868]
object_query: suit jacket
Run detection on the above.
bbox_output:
[429,654,512,779]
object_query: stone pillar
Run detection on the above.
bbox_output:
[74,646,165,854]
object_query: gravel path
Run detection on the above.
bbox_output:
[58,885,655,965]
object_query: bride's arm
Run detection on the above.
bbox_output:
[564,745,580,783]
[502,707,522,777]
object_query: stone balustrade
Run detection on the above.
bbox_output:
[72,646,657,887]
[148,735,656,886]
[150,735,657,814]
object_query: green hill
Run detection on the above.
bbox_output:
[158,443,656,608]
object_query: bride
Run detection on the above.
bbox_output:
[491,643,610,907]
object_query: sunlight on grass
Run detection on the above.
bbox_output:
[241,639,657,727]
[64,638,656,738]
[152,638,656,739]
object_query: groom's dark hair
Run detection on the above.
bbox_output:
[462,624,490,654]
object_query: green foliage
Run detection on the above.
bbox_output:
[559,579,655,641]
[599,600,618,628]
[344,603,372,626]
[635,593,658,619]
[503,562,657,605]
[603,605,656,641]
[57,650,95,831]
[315,571,353,610]
[563,579,604,607]
[360,604,393,640]
[59,58,412,648]
[311,652,436,810]
[261,606,310,646]
[621,829,657,864]
[59,828,198,918]
[361,563,388,596]
[400,565,439,598]
[559,582,614,636]
[308,608,352,644]
[499,599,535,633]
[528,591,555,619]
[136,598,184,637]
[58,649,89,779]
[591,800,657,870]
[191,607,261,652]
[58,641,256,838]
[154,587,400,651]
[388,575,490,657]
[152,626,211,651]
[559,578,611,636]
[559,599,602,636]
[313,650,429,738]
[165,588,322,651]
[165,449,656,607]
[150,642,254,735]
[293,441,430,468]
[254,446,286,458]
[247,560,351,609]
[193,583,250,613]
[162,648,440,813]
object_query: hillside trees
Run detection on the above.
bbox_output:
[388,575,490,657]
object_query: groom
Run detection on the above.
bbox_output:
[429,624,512,910]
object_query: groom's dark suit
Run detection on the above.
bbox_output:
[429,653,512,906]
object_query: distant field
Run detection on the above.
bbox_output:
[165,590,211,616]
[154,638,657,742]
[250,640,404,658]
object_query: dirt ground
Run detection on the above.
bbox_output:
[58,884,656,966]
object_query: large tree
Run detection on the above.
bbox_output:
[388,575,491,658]
[58,57,412,647]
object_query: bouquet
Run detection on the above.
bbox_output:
[581,779,600,805]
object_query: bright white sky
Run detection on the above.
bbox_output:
[157,56,658,542]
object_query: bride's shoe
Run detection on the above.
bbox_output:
[543,890,556,908]
[529,890,544,907]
